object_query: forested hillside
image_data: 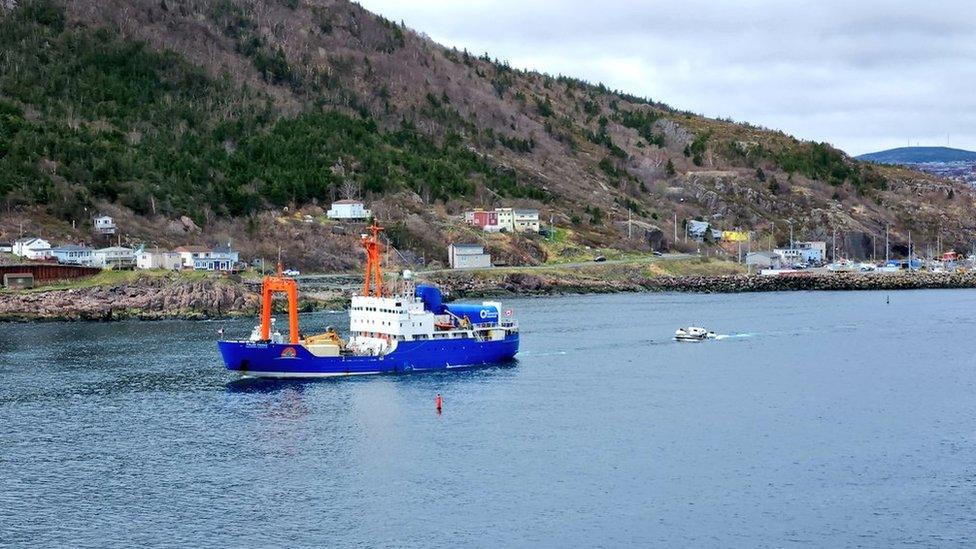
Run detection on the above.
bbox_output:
[2,0,974,267]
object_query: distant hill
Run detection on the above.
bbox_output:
[2,0,976,267]
[857,147,976,164]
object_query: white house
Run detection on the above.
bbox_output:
[174,245,239,271]
[448,243,492,269]
[686,220,710,241]
[13,237,52,260]
[513,209,541,232]
[327,200,371,220]
[774,242,824,264]
[51,245,95,266]
[93,215,117,235]
[196,244,239,271]
[746,251,783,270]
[496,208,515,232]
[174,246,210,269]
[92,247,135,269]
[136,250,183,270]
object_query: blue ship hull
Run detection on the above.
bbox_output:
[218,334,519,378]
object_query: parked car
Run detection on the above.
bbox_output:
[594,256,607,263]
[283,269,300,277]
[652,251,664,257]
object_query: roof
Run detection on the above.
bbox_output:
[51,245,94,252]
[748,251,781,259]
[213,244,235,253]
[139,250,178,255]
[452,243,484,249]
[96,246,134,253]
[332,199,364,205]
[15,237,46,245]
[174,245,210,253]
[94,215,113,220]
[514,209,539,215]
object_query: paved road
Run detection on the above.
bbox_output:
[245,254,696,289]
[415,253,695,275]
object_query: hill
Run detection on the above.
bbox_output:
[2,0,976,268]
[857,147,976,164]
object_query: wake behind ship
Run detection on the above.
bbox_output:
[218,223,519,377]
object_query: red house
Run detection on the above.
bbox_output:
[467,210,499,230]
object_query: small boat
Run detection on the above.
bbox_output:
[674,326,716,341]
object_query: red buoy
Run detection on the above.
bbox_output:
[435,394,443,413]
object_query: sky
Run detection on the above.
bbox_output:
[357,0,976,156]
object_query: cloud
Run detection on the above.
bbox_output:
[358,0,976,155]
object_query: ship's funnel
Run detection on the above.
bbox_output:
[415,284,445,314]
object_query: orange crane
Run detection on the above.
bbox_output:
[259,263,299,344]
[362,222,384,297]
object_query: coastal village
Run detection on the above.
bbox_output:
[0,200,545,289]
[4,194,975,293]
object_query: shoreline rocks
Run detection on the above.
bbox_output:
[3,271,975,322]
[437,271,976,298]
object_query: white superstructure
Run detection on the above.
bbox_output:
[345,288,517,357]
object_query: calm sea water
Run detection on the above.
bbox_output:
[2,290,976,548]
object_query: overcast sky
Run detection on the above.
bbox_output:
[357,0,976,156]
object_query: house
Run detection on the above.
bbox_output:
[513,209,541,232]
[93,215,117,235]
[174,246,211,269]
[51,245,95,266]
[722,231,750,242]
[496,208,515,232]
[136,250,183,270]
[469,207,540,233]
[686,220,710,241]
[174,245,239,271]
[92,247,136,269]
[12,237,52,260]
[448,243,492,269]
[327,200,371,220]
[797,241,827,260]
[775,242,824,264]
[199,244,240,271]
[746,251,783,270]
[465,209,501,232]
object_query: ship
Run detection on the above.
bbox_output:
[217,223,520,378]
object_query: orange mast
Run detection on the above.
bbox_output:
[260,262,300,344]
[362,222,384,297]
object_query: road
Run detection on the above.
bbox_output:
[414,253,695,275]
[243,253,697,290]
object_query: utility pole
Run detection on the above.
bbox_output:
[885,224,890,263]
[788,221,794,250]
[628,210,632,239]
[673,212,678,243]
[832,229,837,263]
[908,230,912,271]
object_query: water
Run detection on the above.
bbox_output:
[3,290,976,547]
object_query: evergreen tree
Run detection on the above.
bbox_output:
[665,159,676,176]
